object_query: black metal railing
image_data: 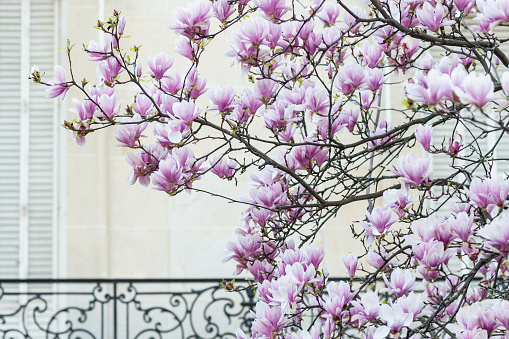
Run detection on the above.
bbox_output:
[3,277,494,339]
[0,278,263,339]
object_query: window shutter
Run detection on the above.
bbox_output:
[0,0,58,280]
[28,0,57,279]
[0,1,23,278]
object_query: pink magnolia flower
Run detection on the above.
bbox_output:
[376,303,414,338]
[415,124,433,151]
[117,15,126,35]
[239,88,263,117]
[133,94,155,117]
[396,292,424,320]
[147,53,174,80]
[290,144,329,172]
[251,302,288,338]
[478,214,509,255]
[253,0,290,22]
[305,88,330,115]
[501,71,509,96]
[183,67,207,100]
[342,5,366,33]
[322,281,354,319]
[492,300,509,330]
[223,233,264,272]
[488,177,509,210]
[85,36,115,61]
[279,247,305,268]
[262,101,298,131]
[454,0,475,12]
[448,131,463,157]
[410,216,439,243]
[356,41,384,69]
[338,108,359,132]
[406,69,451,105]
[383,268,418,298]
[98,93,121,119]
[416,2,453,32]
[254,78,277,104]
[212,0,235,22]
[210,156,237,179]
[114,113,148,147]
[358,90,373,110]
[247,182,288,209]
[458,72,498,109]
[477,0,509,29]
[209,86,236,113]
[466,178,491,210]
[151,156,186,194]
[314,111,345,141]
[391,153,432,187]
[286,261,316,286]
[366,247,399,270]
[449,212,474,242]
[175,36,198,60]
[334,62,367,95]
[166,0,212,39]
[125,144,168,186]
[383,183,417,218]
[350,291,380,326]
[417,241,453,269]
[173,101,202,124]
[364,68,386,92]
[318,2,340,26]
[69,98,96,121]
[46,65,70,99]
[161,70,183,96]
[304,246,324,270]
[266,274,302,311]
[71,121,89,147]
[361,206,397,238]
[153,122,185,147]
[97,57,123,85]
[342,253,359,278]
[434,218,455,246]
[225,18,270,74]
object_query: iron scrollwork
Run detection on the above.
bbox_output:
[0,279,259,339]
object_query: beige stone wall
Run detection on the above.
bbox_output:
[62,0,399,279]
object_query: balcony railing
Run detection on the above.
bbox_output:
[0,277,433,339]
[0,278,264,339]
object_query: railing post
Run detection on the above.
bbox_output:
[113,281,117,339]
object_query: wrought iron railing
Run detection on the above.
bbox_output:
[0,278,265,339]
[3,277,495,339]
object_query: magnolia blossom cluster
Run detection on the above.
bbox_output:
[34,0,509,338]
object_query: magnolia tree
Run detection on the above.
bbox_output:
[31,0,509,338]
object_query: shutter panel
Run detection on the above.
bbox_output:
[0,0,57,279]
[0,1,23,278]
[28,0,56,279]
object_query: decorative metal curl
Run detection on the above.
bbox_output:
[0,278,268,339]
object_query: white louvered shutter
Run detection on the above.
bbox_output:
[0,0,23,279]
[28,0,58,279]
[0,0,58,279]
[0,1,60,335]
